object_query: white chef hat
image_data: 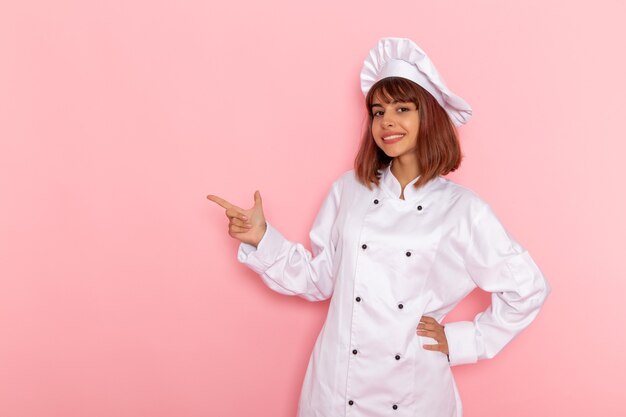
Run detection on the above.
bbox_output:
[360,37,472,127]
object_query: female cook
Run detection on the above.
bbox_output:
[207,37,551,417]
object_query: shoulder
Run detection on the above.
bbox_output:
[435,176,491,218]
[319,169,356,201]
[334,168,376,190]
[337,168,357,184]
[437,176,481,199]
[329,169,359,191]
[323,169,374,205]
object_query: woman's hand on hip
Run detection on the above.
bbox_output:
[417,315,449,356]
[206,190,267,247]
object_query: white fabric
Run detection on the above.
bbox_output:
[237,164,551,417]
[360,37,473,127]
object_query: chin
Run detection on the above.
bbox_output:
[376,145,398,157]
[381,148,403,158]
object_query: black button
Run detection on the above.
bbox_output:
[348,400,354,406]
[374,199,379,204]
[356,297,361,302]
[398,303,404,309]
[352,349,358,355]
[405,251,411,257]
[361,244,367,249]
[395,354,401,360]
[417,205,423,211]
[393,404,398,410]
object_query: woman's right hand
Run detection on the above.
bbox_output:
[206,190,267,248]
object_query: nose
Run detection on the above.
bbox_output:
[381,110,396,127]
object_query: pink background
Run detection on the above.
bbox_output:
[1,0,624,416]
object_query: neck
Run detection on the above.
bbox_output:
[390,157,420,186]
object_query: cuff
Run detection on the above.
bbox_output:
[443,321,479,366]
[236,221,288,274]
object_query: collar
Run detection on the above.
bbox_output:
[378,160,442,202]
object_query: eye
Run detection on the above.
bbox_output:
[399,103,418,112]
[372,110,383,117]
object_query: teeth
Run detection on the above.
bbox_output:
[384,135,404,141]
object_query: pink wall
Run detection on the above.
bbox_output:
[1,0,624,416]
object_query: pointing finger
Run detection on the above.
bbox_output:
[208,195,248,217]
[206,194,234,210]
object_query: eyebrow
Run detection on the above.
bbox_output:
[370,100,412,108]
[371,100,396,108]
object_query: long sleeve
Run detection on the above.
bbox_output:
[236,178,342,302]
[443,202,551,366]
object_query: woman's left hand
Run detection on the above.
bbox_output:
[417,315,449,355]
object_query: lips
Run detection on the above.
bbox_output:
[383,134,404,141]
[382,133,405,143]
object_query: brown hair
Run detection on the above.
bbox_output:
[354,77,463,190]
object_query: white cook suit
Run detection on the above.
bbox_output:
[237,161,551,417]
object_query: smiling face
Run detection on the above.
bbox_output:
[356,77,462,189]
[370,91,420,159]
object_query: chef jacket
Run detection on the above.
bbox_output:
[237,161,551,417]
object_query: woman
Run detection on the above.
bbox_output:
[207,37,551,417]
